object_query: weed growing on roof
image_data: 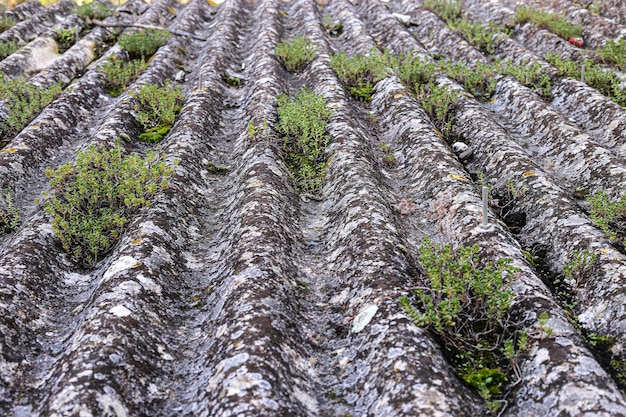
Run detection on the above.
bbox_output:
[418,82,460,134]
[131,80,184,143]
[598,38,626,71]
[76,1,111,21]
[396,53,438,92]
[513,7,582,40]
[564,250,596,288]
[0,190,20,235]
[275,36,317,73]
[247,119,270,141]
[588,191,626,251]
[400,239,527,412]
[322,11,343,37]
[0,40,19,59]
[41,140,176,267]
[276,87,333,193]
[0,76,62,141]
[100,55,146,97]
[379,141,396,167]
[424,0,507,55]
[54,28,77,51]
[119,29,170,59]
[424,0,460,23]
[329,50,390,101]
[545,52,626,107]
[501,60,552,98]
[440,60,498,100]
[0,15,16,32]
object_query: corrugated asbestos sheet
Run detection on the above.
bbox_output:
[1,0,626,415]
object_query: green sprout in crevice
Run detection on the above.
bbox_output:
[512,7,582,40]
[75,1,111,23]
[588,190,626,252]
[329,50,391,101]
[119,28,170,60]
[424,0,507,55]
[131,80,184,143]
[0,15,16,33]
[100,55,147,97]
[276,87,333,194]
[0,190,20,235]
[546,52,626,107]
[0,40,19,60]
[400,239,529,414]
[275,35,317,73]
[40,140,177,267]
[0,76,62,142]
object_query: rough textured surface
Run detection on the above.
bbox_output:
[1,0,626,415]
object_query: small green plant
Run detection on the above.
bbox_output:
[330,50,391,101]
[564,250,597,287]
[131,80,184,143]
[0,190,20,235]
[440,60,499,100]
[0,15,16,32]
[501,60,552,98]
[275,36,317,73]
[396,53,439,92]
[424,0,461,23]
[0,76,62,141]
[322,12,343,36]
[0,40,19,59]
[247,119,270,141]
[513,7,582,40]
[100,55,146,97]
[379,141,396,167]
[400,239,525,412]
[41,141,176,267]
[223,75,244,87]
[54,28,78,51]
[276,87,333,193]
[453,18,502,55]
[418,82,460,134]
[588,190,626,251]
[76,1,112,21]
[598,38,626,71]
[119,29,170,59]
[545,52,623,106]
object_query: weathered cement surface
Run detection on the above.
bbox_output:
[1,0,626,416]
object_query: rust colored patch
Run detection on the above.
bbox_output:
[1,148,18,154]
[522,171,536,178]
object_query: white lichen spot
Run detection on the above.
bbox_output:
[534,348,550,365]
[293,386,319,414]
[109,305,132,318]
[394,360,407,371]
[352,304,378,333]
[136,273,162,295]
[103,256,141,281]
[157,344,174,361]
[96,392,129,417]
